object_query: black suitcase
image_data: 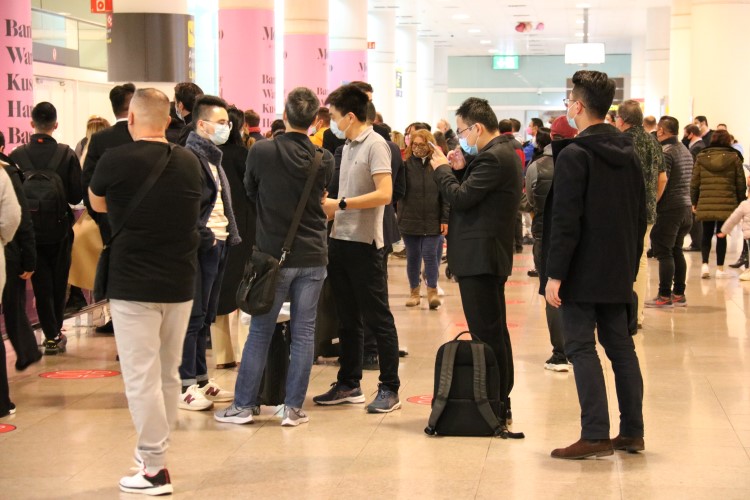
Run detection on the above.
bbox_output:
[425,332,524,439]
[258,321,290,406]
[314,278,341,358]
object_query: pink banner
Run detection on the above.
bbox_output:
[1,0,33,150]
[218,9,275,130]
[328,50,367,93]
[285,33,328,105]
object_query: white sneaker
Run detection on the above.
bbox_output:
[281,406,309,427]
[715,268,731,279]
[201,379,234,402]
[179,384,213,411]
[119,468,173,496]
[740,270,750,281]
[701,263,710,279]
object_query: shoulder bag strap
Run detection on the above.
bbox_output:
[106,143,174,245]
[425,341,459,434]
[274,140,323,265]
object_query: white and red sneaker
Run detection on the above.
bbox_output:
[200,379,234,402]
[178,384,213,411]
[119,468,173,496]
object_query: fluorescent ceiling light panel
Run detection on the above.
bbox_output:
[565,43,605,64]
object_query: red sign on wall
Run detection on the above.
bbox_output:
[367,41,376,50]
[91,0,113,14]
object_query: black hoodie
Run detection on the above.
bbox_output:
[539,123,647,303]
[244,132,334,267]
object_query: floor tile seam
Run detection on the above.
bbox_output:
[703,372,749,452]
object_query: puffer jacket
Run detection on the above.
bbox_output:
[690,146,747,221]
[721,199,750,239]
[398,155,449,235]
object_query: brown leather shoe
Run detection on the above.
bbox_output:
[611,435,645,453]
[551,439,614,459]
[216,362,238,369]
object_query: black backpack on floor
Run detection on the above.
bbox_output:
[13,144,71,244]
[425,332,524,439]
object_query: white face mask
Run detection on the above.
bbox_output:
[330,115,350,139]
[208,123,231,145]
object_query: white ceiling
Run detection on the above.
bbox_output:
[370,0,671,56]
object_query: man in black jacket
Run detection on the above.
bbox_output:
[10,102,82,355]
[81,82,135,334]
[430,97,523,425]
[541,70,647,459]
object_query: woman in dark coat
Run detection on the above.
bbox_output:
[210,106,256,368]
[690,129,747,279]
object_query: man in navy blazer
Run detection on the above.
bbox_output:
[430,97,523,425]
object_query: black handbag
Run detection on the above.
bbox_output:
[236,146,323,315]
[93,145,173,302]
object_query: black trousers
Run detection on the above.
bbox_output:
[31,235,73,341]
[651,207,692,296]
[533,237,565,360]
[688,213,702,248]
[363,244,392,357]
[560,301,644,440]
[701,220,727,266]
[457,274,514,401]
[2,266,40,366]
[328,239,400,391]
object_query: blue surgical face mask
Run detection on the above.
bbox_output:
[330,115,350,139]
[566,102,579,131]
[459,125,478,155]
[209,123,231,145]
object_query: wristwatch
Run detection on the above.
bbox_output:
[339,197,347,210]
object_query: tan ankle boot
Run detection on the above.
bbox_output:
[427,287,442,310]
[405,287,421,307]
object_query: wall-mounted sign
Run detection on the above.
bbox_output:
[90,0,113,14]
[492,55,519,70]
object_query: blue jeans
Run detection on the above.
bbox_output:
[234,266,327,409]
[403,234,441,289]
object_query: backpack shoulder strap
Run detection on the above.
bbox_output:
[425,341,459,435]
[48,144,68,173]
[11,145,34,172]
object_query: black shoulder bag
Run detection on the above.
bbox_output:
[93,144,173,301]
[236,146,323,315]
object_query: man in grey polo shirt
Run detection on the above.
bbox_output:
[313,84,401,413]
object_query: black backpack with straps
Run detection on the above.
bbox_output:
[13,144,71,245]
[425,331,524,439]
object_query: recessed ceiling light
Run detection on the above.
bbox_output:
[468,28,481,33]
[452,13,470,20]
[479,40,492,44]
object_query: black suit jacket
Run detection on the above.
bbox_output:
[433,135,523,277]
[82,121,133,215]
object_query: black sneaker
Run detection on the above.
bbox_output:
[527,269,539,277]
[44,339,59,355]
[363,354,379,371]
[366,385,401,413]
[95,320,114,334]
[54,334,67,354]
[544,355,570,372]
[119,468,173,495]
[1,402,15,418]
[313,382,365,405]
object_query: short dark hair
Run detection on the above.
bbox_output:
[710,129,732,147]
[366,102,377,124]
[658,115,679,136]
[530,118,544,129]
[193,95,228,121]
[685,124,701,137]
[325,84,369,122]
[571,70,616,119]
[174,82,204,112]
[350,81,373,94]
[31,102,57,130]
[695,115,708,126]
[498,119,513,134]
[285,87,320,129]
[316,107,330,125]
[407,122,430,134]
[227,105,245,146]
[455,98,499,133]
[509,118,521,132]
[271,119,286,134]
[618,100,644,127]
[244,109,260,127]
[109,82,135,116]
[535,127,551,151]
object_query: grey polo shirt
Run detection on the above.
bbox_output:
[331,126,392,248]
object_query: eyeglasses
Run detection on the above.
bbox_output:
[203,120,232,129]
[456,124,474,137]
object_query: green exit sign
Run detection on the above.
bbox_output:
[492,55,519,70]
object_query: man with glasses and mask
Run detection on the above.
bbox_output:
[540,70,646,459]
[429,97,523,428]
[178,95,241,411]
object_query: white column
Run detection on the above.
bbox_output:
[328,0,368,91]
[629,36,646,100]
[691,0,750,144]
[416,39,435,127]
[395,26,417,132]
[644,7,670,118]
[432,46,449,132]
[668,0,692,126]
[367,9,395,127]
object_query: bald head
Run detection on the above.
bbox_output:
[128,88,170,139]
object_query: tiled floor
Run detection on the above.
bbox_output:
[2,244,750,499]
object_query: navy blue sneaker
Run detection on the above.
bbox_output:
[366,385,401,413]
[313,382,365,405]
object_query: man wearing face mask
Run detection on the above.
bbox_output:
[429,97,523,428]
[179,95,241,411]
